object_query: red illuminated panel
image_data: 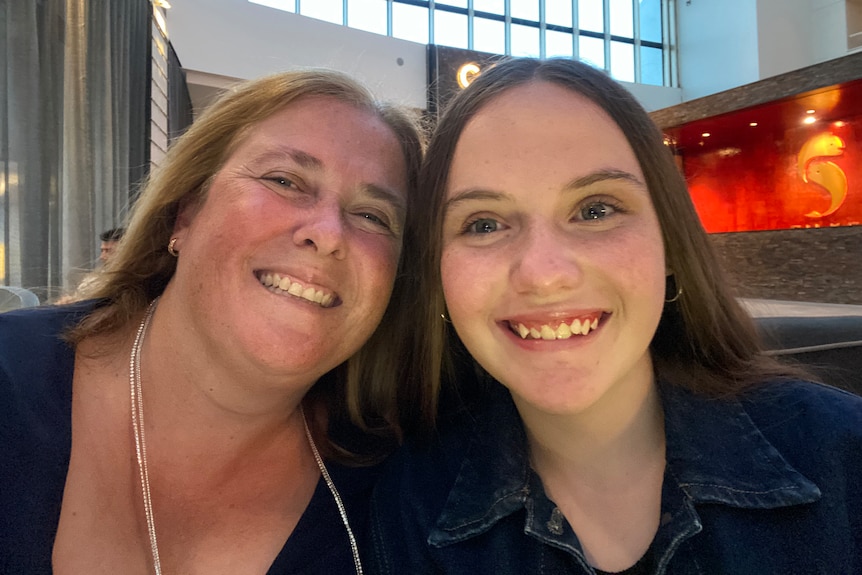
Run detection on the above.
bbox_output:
[664,79,862,233]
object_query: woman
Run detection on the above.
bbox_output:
[371,58,862,574]
[0,69,423,574]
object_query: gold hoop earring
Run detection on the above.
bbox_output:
[167,237,179,257]
[665,286,683,303]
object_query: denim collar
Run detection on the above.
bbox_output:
[429,381,821,548]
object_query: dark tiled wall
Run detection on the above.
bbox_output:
[710,226,862,304]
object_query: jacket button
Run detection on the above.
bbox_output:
[547,507,565,535]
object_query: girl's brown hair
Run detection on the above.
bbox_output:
[407,57,806,428]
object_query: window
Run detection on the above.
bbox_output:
[579,1,605,34]
[435,10,469,50]
[511,23,540,58]
[474,0,504,16]
[510,0,539,22]
[249,0,295,13]
[300,0,342,25]
[546,29,574,58]
[392,2,428,44]
[579,35,605,69]
[474,16,505,54]
[348,0,387,35]
[250,1,672,87]
[641,45,664,86]
[610,40,634,83]
[546,1,573,28]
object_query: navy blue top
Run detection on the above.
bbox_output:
[370,378,862,574]
[0,303,378,574]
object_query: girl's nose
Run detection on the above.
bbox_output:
[509,225,582,296]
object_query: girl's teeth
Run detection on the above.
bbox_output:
[572,318,583,334]
[513,317,600,340]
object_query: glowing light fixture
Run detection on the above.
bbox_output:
[749,122,758,127]
[803,116,817,125]
[701,132,711,137]
[456,62,481,89]
[806,109,816,114]
[834,121,846,128]
[153,5,168,37]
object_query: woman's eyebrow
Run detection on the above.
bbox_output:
[565,169,645,190]
[361,183,407,218]
[249,147,324,171]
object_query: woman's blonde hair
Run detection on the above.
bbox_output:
[70,69,424,460]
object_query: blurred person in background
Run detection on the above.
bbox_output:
[98,227,125,264]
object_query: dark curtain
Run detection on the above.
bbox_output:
[62,0,149,295]
[0,0,149,300]
[0,0,66,300]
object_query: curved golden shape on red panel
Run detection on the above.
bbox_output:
[805,160,848,218]
[797,133,847,218]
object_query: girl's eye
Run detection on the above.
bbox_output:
[466,217,499,234]
[578,201,618,221]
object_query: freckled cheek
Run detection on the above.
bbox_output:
[357,235,402,291]
[610,236,667,303]
[441,247,492,319]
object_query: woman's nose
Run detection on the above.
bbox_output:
[292,201,347,260]
[509,225,581,296]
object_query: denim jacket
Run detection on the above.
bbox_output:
[370,380,862,574]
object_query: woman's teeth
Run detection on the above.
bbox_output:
[511,317,600,340]
[259,272,335,308]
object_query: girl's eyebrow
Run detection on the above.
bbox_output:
[445,169,645,212]
[565,169,645,190]
[444,189,509,211]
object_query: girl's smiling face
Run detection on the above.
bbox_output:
[441,81,667,417]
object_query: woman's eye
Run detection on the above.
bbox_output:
[265,176,298,189]
[359,212,391,230]
[579,202,617,221]
[466,218,499,234]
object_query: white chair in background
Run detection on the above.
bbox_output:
[0,286,40,313]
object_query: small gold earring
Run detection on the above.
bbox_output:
[167,237,179,257]
[665,286,683,303]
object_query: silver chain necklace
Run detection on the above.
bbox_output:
[129,298,363,575]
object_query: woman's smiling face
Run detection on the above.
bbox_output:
[169,96,409,385]
[440,81,667,416]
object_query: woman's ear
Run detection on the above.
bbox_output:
[172,194,203,237]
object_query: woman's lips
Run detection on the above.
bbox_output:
[256,271,338,308]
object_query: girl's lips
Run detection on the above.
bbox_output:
[504,312,607,340]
